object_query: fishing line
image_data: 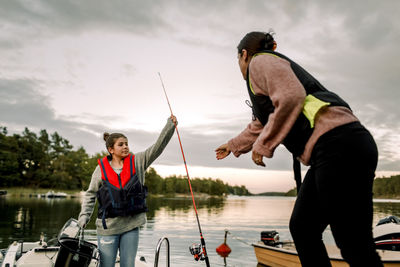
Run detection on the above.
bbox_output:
[225,230,252,246]
[158,72,210,267]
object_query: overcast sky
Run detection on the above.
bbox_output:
[1,0,399,193]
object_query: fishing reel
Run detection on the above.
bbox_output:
[189,243,206,261]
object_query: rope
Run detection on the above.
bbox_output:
[225,230,253,246]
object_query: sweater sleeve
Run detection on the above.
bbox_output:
[227,118,264,157]
[250,55,306,158]
[134,117,176,184]
[78,166,102,226]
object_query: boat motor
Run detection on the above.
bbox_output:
[261,231,280,247]
[54,218,98,267]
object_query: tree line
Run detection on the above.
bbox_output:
[145,167,251,196]
[275,175,400,198]
[0,126,251,196]
[373,175,400,198]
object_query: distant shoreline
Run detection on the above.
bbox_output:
[2,187,399,200]
[0,187,227,199]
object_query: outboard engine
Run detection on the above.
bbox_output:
[373,215,400,251]
[261,231,280,247]
[55,218,97,267]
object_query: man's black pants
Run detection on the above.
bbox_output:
[289,122,383,267]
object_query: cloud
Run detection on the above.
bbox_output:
[0,79,55,125]
[0,78,292,170]
[1,0,399,175]
[0,78,159,155]
[0,1,169,33]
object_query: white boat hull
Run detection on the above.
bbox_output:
[1,241,148,267]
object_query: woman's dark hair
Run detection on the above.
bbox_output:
[237,31,276,57]
[103,132,127,159]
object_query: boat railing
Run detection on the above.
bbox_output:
[154,237,170,267]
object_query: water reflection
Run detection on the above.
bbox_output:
[0,195,226,248]
[373,200,400,224]
[1,196,399,266]
[0,197,81,246]
[146,196,226,220]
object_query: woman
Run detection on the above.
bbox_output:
[215,31,382,266]
[78,115,177,267]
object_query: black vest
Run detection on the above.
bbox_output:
[246,50,351,156]
[97,157,148,229]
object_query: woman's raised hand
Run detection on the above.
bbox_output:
[215,143,231,160]
[170,115,177,124]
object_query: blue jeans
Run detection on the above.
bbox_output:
[97,227,139,267]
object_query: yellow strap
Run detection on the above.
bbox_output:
[302,95,330,128]
[249,53,329,128]
[249,78,256,95]
[248,53,281,95]
[253,52,280,58]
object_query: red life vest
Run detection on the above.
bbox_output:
[97,154,135,188]
[96,154,148,229]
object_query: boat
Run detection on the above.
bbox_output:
[253,216,400,267]
[32,191,68,198]
[45,191,68,198]
[374,216,400,251]
[0,218,168,267]
[0,240,148,267]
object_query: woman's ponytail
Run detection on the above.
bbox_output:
[237,29,277,57]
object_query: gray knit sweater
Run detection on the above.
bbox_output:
[78,118,176,235]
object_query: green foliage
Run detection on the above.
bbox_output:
[0,126,93,190]
[373,175,400,198]
[225,184,251,196]
[285,188,297,196]
[0,126,251,196]
[0,127,20,186]
[282,175,400,198]
[144,168,248,196]
[145,167,164,194]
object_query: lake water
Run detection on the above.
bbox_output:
[1,195,400,266]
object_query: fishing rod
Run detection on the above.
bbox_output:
[158,72,211,267]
